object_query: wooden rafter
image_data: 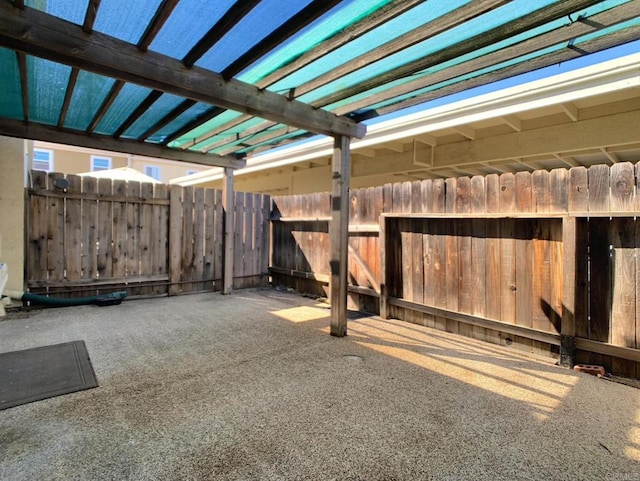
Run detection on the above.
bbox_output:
[17,52,28,122]
[0,3,364,139]
[0,117,245,169]
[199,119,278,152]
[294,0,508,100]
[221,0,343,80]
[336,2,640,113]
[185,114,254,150]
[137,0,180,52]
[58,68,79,128]
[182,0,261,68]
[83,0,101,33]
[160,106,226,146]
[353,21,640,119]
[313,0,606,109]
[113,90,163,138]
[213,126,298,156]
[88,79,124,134]
[138,99,197,141]
[255,0,425,90]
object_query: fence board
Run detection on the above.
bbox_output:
[97,178,113,280]
[47,172,65,283]
[470,175,487,341]
[445,177,459,333]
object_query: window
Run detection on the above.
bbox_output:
[91,155,112,171]
[145,165,161,181]
[32,148,53,172]
[186,169,198,176]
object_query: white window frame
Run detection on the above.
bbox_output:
[91,155,112,172]
[32,148,54,172]
[145,165,161,181]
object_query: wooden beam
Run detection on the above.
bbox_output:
[354,147,377,158]
[330,135,351,337]
[221,167,234,294]
[221,0,343,79]
[82,0,101,33]
[294,0,508,99]
[57,68,79,128]
[0,3,365,139]
[453,125,476,140]
[502,115,522,132]
[182,0,261,67]
[256,0,424,89]
[347,244,380,293]
[88,79,124,134]
[0,116,245,169]
[600,147,620,164]
[16,52,28,122]
[389,297,561,346]
[432,110,640,168]
[560,102,579,122]
[137,0,180,52]
[331,0,640,116]
[313,0,604,108]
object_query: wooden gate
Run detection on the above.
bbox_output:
[26,170,269,298]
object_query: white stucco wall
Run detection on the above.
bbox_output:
[0,136,25,299]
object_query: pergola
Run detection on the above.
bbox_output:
[1,0,639,336]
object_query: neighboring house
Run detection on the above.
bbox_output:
[29,141,207,183]
[171,52,640,196]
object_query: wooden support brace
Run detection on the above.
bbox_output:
[222,167,234,294]
[379,215,389,319]
[329,135,351,337]
[561,215,577,367]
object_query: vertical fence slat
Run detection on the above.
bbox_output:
[444,177,459,333]
[81,175,98,296]
[470,175,487,341]
[515,171,533,352]
[47,172,65,284]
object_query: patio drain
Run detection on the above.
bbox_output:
[343,354,364,362]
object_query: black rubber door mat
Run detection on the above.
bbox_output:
[0,340,98,410]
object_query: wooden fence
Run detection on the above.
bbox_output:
[271,162,640,379]
[26,170,269,298]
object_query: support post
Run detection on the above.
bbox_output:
[379,215,389,319]
[329,135,351,337]
[561,215,577,367]
[222,167,234,294]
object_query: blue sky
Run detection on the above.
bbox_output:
[366,39,640,125]
[254,39,640,157]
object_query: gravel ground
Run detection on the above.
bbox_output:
[0,287,639,481]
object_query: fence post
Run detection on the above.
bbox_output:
[222,167,234,294]
[330,135,350,337]
[169,185,183,296]
[560,215,576,367]
[379,214,389,319]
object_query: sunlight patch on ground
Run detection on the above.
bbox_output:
[271,305,328,323]
[348,318,578,421]
[624,407,640,461]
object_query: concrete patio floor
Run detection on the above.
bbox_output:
[0,287,639,481]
